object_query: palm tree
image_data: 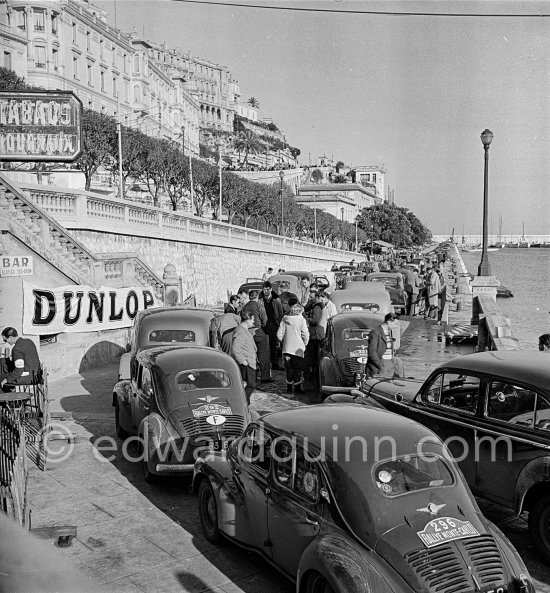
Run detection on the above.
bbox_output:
[232,130,263,166]
[247,97,260,109]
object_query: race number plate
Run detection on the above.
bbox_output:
[208,440,229,452]
[417,516,479,548]
[192,403,232,418]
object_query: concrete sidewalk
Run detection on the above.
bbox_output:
[28,362,295,593]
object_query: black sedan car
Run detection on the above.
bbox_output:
[113,345,253,482]
[350,351,550,563]
[194,405,534,592]
[318,312,382,388]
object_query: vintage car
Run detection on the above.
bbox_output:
[329,285,393,317]
[193,405,534,592]
[311,270,338,292]
[346,350,550,563]
[113,345,253,482]
[274,270,313,282]
[318,312,382,388]
[367,272,408,314]
[237,279,265,295]
[118,306,215,380]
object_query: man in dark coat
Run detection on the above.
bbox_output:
[259,281,284,370]
[366,313,397,378]
[224,295,241,315]
[1,327,41,391]
[242,291,272,383]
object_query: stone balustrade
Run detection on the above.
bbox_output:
[19,182,357,261]
[0,174,165,299]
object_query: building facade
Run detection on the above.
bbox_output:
[297,183,382,223]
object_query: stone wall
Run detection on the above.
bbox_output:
[71,230,345,305]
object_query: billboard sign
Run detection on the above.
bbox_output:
[0,90,82,162]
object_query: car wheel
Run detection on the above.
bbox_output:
[114,401,129,439]
[528,495,550,563]
[198,479,225,545]
[305,573,336,593]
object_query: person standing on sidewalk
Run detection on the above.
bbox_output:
[318,291,337,335]
[277,299,309,394]
[231,311,257,404]
[242,291,272,383]
[424,267,441,320]
[260,281,284,371]
[304,292,324,386]
[367,313,397,378]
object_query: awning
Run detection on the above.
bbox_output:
[374,240,394,248]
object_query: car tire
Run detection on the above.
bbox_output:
[305,572,336,593]
[528,495,550,563]
[114,401,129,440]
[138,439,158,484]
[198,479,225,545]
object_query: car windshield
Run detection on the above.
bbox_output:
[373,455,454,497]
[273,280,291,291]
[148,329,195,343]
[370,277,398,288]
[176,369,231,391]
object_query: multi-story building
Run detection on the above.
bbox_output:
[0,0,201,155]
[348,165,385,201]
[297,183,382,223]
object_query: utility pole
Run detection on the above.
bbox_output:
[218,144,223,220]
[181,125,185,157]
[116,95,124,200]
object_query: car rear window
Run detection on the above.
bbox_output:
[148,329,195,343]
[176,369,231,391]
[341,303,380,313]
[373,455,454,497]
[343,328,372,341]
[273,281,291,291]
[370,277,398,288]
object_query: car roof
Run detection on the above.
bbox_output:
[139,344,235,368]
[367,272,401,278]
[136,307,214,321]
[438,351,550,391]
[268,274,301,283]
[330,285,388,300]
[330,312,383,329]
[262,404,436,456]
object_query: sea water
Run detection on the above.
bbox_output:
[460,249,550,351]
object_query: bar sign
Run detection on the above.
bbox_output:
[1,256,34,277]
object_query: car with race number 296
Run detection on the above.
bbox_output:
[193,404,534,593]
[113,344,254,482]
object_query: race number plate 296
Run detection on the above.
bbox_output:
[417,517,479,548]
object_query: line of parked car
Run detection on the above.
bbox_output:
[110,262,539,592]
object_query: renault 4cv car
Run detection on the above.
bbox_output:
[193,405,534,593]
[113,345,253,482]
[329,285,393,317]
[118,307,216,380]
[318,312,382,388]
[367,272,407,314]
[350,350,550,564]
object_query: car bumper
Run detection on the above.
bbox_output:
[155,463,195,473]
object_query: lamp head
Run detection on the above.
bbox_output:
[480,129,494,148]
[279,170,284,180]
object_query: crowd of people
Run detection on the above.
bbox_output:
[212,276,338,400]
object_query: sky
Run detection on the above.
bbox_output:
[95,0,550,237]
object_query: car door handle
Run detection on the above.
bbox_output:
[305,514,318,526]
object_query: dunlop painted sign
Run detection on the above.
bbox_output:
[22,282,160,335]
[0,90,82,162]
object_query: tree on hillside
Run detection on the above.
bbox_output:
[335,160,345,173]
[247,97,260,109]
[76,109,117,191]
[111,127,149,199]
[190,158,218,217]
[310,168,323,183]
[333,174,347,184]
[232,129,263,166]
[356,203,431,247]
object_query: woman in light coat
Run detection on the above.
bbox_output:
[277,300,309,394]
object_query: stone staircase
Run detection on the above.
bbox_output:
[0,173,165,298]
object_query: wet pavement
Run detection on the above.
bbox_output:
[27,312,550,592]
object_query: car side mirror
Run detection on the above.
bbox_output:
[320,487,330,504]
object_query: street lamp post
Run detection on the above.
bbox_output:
[279,170,285,236]
[341,207,344,249]
[478,129,493,276]
[313,193,318,244]
[370,223,374,257]
[355,217,358,253]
